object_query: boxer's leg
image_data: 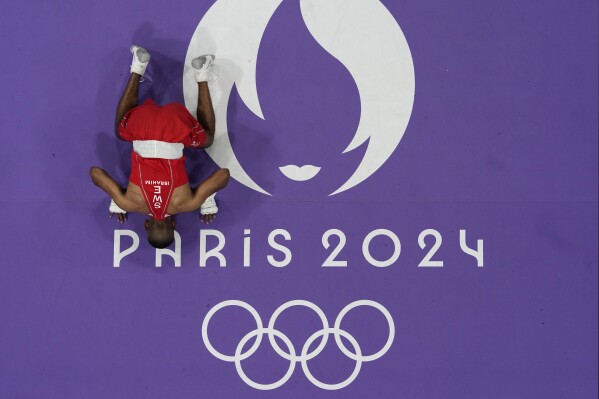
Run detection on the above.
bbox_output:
[192,55,216,147]
[197,81,215,135]
[114,73,140,137]
[114,46,150,138]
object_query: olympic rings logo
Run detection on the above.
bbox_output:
[201,300,395,390]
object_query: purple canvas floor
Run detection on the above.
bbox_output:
[0,0,597,398]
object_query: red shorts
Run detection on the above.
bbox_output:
[118,98,207,147]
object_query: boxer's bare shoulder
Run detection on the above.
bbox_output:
[122,182,205,216]
[166,183,194,214]
[123,182,151,213]
[174,169,230,214]
[90,167,141,213]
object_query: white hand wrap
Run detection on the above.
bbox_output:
[200,193,218,215]
[109,199,127,214]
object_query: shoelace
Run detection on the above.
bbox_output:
[128,65,153,83]
[140,73,153,83]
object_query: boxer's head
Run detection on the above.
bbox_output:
[145,217,176,249]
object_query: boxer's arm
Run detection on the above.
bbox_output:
[178,168,229,212]
[89,167,133,211]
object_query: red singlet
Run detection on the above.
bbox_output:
[118,99,207,220]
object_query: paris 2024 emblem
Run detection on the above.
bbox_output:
[184,0,415,195]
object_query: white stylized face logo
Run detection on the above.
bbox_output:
[184,0,415,196]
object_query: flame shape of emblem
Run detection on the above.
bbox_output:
[184,0,415,195]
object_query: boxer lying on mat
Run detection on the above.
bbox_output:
[90,45,229,249]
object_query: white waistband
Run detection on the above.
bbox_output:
[133,140,184,159]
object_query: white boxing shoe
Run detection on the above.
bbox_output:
[200,193,218,215]
[130,45,151,76]
[191,54,215,82]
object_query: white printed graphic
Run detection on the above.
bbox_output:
[278,164,321,181]
[184,0,415,195]
[201,299,395,390]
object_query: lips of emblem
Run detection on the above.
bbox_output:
[279,165,322,181]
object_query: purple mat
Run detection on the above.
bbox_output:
[0,0,597,398]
